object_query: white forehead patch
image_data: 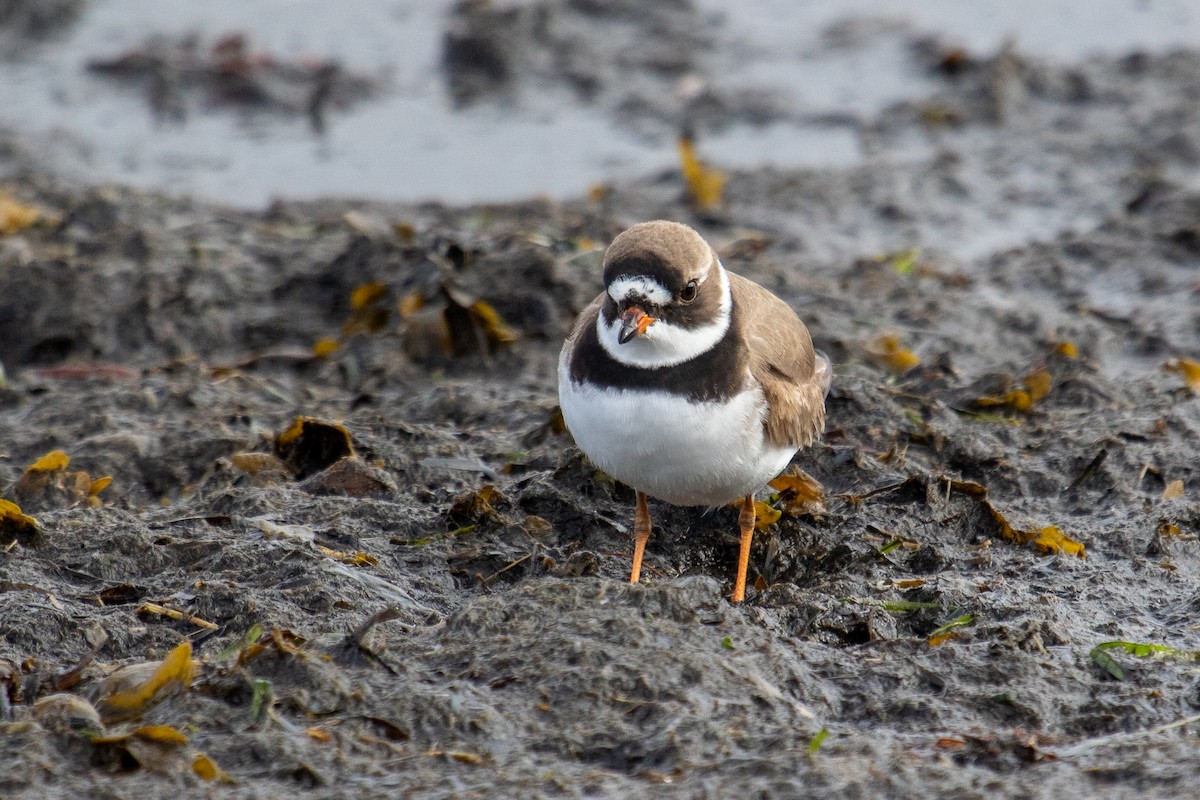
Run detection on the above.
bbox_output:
[607,276,672,306]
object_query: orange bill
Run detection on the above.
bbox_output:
[618,307,656,344]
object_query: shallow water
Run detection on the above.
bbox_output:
[2,0,1198,207]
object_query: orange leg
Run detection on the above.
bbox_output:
[629,491,652,585]
[732,495,755,603]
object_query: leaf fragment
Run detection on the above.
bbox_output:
[230,452,291,478]
[270,627,307,655]
[1095,640,1194,659]
[878,600,940,612]
[32,693,103,738]
[28,450,70,472]
[927,633,959,647]
[1023,368,1052,402]
[11,450,70,500]
[1030,526,1086,558]
[14,449,112,509]
[976,368,1052,412]
[1089,640,1200,680]
[96,641,195,723]
[946,478,1085,559]
[317,545,379,567]
[893,578,926,589]
[193,752,233,782]
[807,728,829,754]
[768,467,826,516]
[397,290,424,317]
[340,282,391,337]
[132,725,189,745]
[888,248,920,274]
[390,220,416,243]
[677,133,726,209]
[249,678,272,720]
[447,484,512,526]
[877,538,904,555]
[935,737,967,750]
[866,333,920,374]
[753,500,781,530]
[0,190,47,234]
[0,498,39,542]
[1053,341,1078,358]
[977,392,1029,413]
[1163,358,1200,394]
[312,337,341,357]
[1158,522,1186,538]
[469,300,518,346]
[214,623,265,664]
[928,613,975,645]
[350,282,388,310]
[275,417,354,478]
[1162,479,1184,501]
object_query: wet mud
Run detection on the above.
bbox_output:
[2,10,1200,800]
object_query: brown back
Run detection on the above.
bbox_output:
[729,273,828,448]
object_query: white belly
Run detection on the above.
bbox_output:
[558,361,796,506]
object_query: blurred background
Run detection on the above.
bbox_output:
[1,0,1198,207]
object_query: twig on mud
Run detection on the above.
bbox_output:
[339,607,406,675]
[1066,448,1108,493]
[349,606,405,648]
[479,551,533,588]
[208,347,319,371]
[418,456,500,482]
[877,386,937,404]
[594,514,629,534]
[53,633,107,691]
[210,370,294,404]
[136,601,219,631]
[163,515,234,526]
[52,564,102,583]
[1057,713,1200,758]
[320,560,439,618]
[835,480,910,502]
[949,406,1022,425]
[838,596,940,612]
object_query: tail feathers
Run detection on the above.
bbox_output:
[813,350,833,398]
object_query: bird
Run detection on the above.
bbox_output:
[558,220,831,602]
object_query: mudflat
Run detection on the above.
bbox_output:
[2,9,1200,800]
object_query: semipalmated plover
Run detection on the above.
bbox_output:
[558,220,830,602]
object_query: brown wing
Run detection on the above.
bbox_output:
[729,272,828,449]
[560,291,606,372]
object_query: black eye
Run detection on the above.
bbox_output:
[679,280,698,303]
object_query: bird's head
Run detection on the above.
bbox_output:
[596,221,731,368]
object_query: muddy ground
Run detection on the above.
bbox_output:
[3,9,1200,800]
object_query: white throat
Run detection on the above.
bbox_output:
[597,265,732,369]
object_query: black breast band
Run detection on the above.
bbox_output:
[569,305,746,403]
